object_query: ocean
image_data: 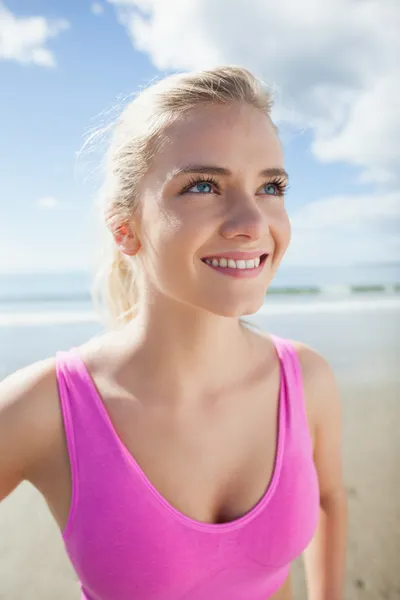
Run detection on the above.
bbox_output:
[0,264,399,382]
[1,262,399,311]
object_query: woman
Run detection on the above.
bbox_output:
[0,66,347,599]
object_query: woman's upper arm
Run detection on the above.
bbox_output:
[293,341,345,505]
[0,358,59,502]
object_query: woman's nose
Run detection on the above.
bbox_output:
[219,198,267,242]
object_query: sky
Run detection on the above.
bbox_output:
[0,0,399,274]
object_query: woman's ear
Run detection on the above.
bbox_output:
[111,222,141,256]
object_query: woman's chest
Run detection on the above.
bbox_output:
[31,356,319,600]
[115,386,281,525]
[34,367,282,532]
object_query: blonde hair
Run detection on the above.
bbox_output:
[91,66,276,329]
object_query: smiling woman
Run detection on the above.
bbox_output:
[95,89,293,325]
[0,66,347,600]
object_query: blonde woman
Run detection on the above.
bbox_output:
[0,67,347,600]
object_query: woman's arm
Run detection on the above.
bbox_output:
[296,344,348,600]
[0,359,60,503]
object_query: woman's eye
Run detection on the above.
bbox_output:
[187,182,214,194]
[181,178,285,196]
[262,183,278,195]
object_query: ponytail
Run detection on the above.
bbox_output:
[92,228,142,329]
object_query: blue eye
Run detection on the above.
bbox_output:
[181,176,220,195]
[181,175,287,197]
[189,182,213,194]
[263,183,278,195]
[260,178,288,197]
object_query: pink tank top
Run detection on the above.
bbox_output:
[55,334,319,600]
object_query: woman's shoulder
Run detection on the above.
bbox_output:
[0,356,60,501]
[0,330,119,502]
[286,338,337,397]
[286,339,341,455]
[245,326,328,372]
[250,330,340,435]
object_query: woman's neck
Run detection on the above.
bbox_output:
[118,296,255,409]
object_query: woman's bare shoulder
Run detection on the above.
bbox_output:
[288,340,346,503]
[288,339,342,455]
[0,357,61,502]
[287,339,337,395]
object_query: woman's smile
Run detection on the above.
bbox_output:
[201,252,269,278]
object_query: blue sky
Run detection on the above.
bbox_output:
[0,0,399,273]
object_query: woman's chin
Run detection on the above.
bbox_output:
[207,295,266,319]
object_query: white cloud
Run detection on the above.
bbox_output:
[37,196,60,209]
[91,3,105,15]
[107,0,400,184]
[0,2,69,67]
[285,191,400,266]
[312,71,400,185]
[291,191,400,231]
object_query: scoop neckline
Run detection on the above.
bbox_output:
[69,335,286,533]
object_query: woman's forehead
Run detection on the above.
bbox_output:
[168,102,275,139]
[153,104,283,175]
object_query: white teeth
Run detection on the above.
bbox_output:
[204,256,263,269]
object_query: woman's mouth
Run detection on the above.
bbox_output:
[200,253,269,278]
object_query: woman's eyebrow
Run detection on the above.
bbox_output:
[167,165,289,182]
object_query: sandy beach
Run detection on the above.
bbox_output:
[1,298,399,599]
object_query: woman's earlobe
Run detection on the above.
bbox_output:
[114,224,141,256]
[123,240,141,256]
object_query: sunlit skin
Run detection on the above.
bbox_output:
[107,102,293,407]
[126,102,291,321]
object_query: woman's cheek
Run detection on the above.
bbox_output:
[282,212,292,248]
[271,211,291,270]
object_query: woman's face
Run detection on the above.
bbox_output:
[132,102,291,318]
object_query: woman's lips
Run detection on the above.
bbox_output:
[201,254,268,278]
